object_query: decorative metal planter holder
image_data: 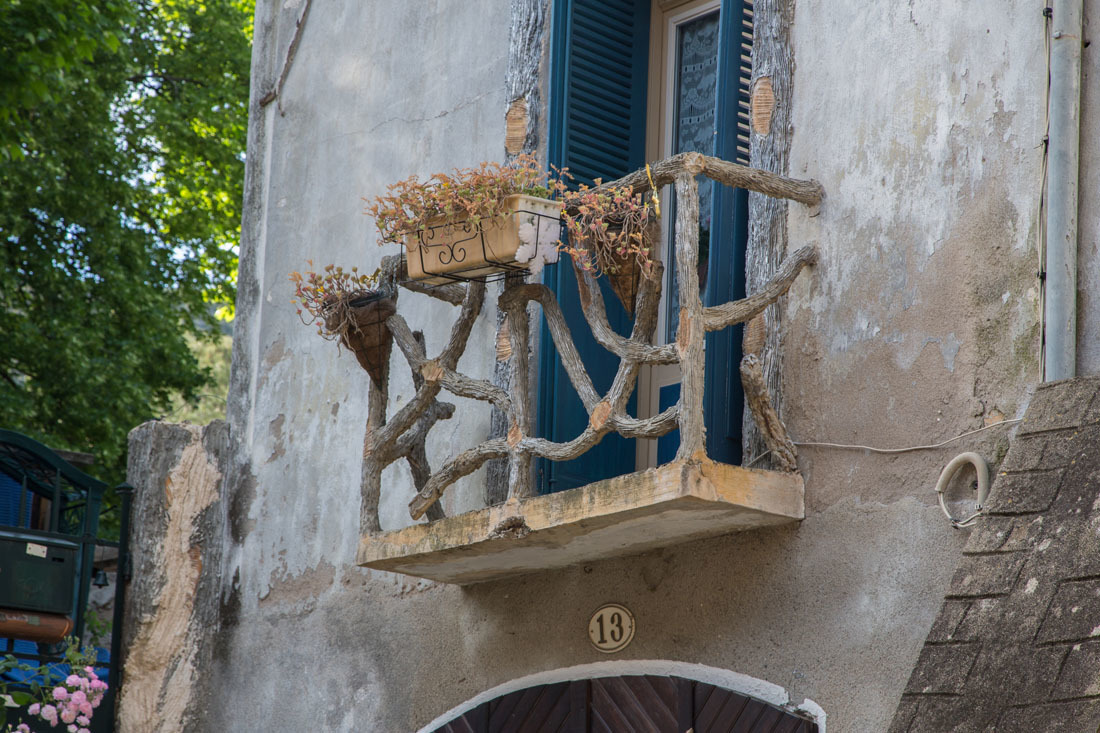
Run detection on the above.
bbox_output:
[403,194,563,285]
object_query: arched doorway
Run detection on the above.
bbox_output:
[428,665,821,733]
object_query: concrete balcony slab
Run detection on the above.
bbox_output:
[357,458,804,585]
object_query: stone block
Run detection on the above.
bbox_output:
[926,600,970,643]
[359,459,804,584]
[997,434,1048,472]
[995,701,1100,732]
[887,696,920,733]
[963,516,1019,553]
[1037,578,1100,643]
[1050,463,1100,515]
[904,643,980,695]
[984,470,1061,515]
[968,643,1065,705]
[947,553,1026,598]
[905,697,991,733]
[1037,428,1092,470]
[1052,640,1100,699]
[951,597,1004,642]
[1021,378,1100,435]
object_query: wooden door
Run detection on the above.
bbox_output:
[433,675,818,733]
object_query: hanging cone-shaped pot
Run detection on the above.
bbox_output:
[570,219,657,317]
[325,292,397,389]
[605,254,642,317]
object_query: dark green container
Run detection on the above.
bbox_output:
[0,534,77,615]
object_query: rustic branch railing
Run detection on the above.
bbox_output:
[359,152,822,531]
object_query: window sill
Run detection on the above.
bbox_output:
[357,458,803,585]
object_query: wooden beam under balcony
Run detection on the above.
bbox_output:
[357,458,803,585]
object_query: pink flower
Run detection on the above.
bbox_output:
[61,707,77,724]
[66,674,82,686]
[71,690,87,705]
[77,716,90,726]
[53,687,69,701]
[67,725,77,733]
[28,703,40,715]
[79,701,93,716]
[16,724,30,733]
[84,667,94,676]
[41,704,58,722]
[79,729,91,733]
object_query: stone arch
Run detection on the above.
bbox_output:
[420,660,826,732]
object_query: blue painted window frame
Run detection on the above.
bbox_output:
[539,0,751,492]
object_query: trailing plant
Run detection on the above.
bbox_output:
[289,261,394,388]
[558,183,659,281]
[365,153,567,243]
[289,261,382,341]
[363,154,662,303]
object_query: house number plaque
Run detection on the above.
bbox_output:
[588,603,635,653]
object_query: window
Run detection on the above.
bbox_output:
[538,0,752,492]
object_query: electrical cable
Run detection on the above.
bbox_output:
[791,418,1022,455]
[1038,6,1052,380]
[934,452,990,528]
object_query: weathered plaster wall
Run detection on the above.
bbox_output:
[784,0,1044,511]
[201,0,1049,731]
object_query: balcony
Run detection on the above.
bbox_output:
[346,152,823,583]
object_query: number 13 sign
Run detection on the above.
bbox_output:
[588,603,636,653]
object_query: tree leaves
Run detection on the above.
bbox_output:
[0,0,253,489]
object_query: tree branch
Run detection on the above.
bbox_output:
[574,151,824,209]
[703,245,818,331]
[408,439,510,519]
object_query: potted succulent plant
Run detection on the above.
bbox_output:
[289,263,395,388]
[366,154,566,285]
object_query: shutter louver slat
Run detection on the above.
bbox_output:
[539,0,648,493]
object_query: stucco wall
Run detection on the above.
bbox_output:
[204,1,1049,731]
[782,3,1044,507]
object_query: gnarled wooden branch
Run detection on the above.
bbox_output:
[576,151,824,209]
[740,354,798,472]
[501,284,600,411]
[572,265,678,365]
[387,316,512,413]
[611,404,679,439]
[672,173,706,460]
[703,245,818,331]
[358,152,823,530]
[376,281,485,447]
[409,439,510,518]
[502,288,534,499]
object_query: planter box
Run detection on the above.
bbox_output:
[404,194,562,285]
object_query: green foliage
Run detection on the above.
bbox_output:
[0,0,253,483]
[166,330,234,425]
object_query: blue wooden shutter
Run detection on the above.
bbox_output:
[703,0,752,465]
[538,0,650,493]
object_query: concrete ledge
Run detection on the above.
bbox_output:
[357,459,804,585]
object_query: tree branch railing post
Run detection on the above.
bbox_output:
[672,160,706,460]
[358,153,822,528]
